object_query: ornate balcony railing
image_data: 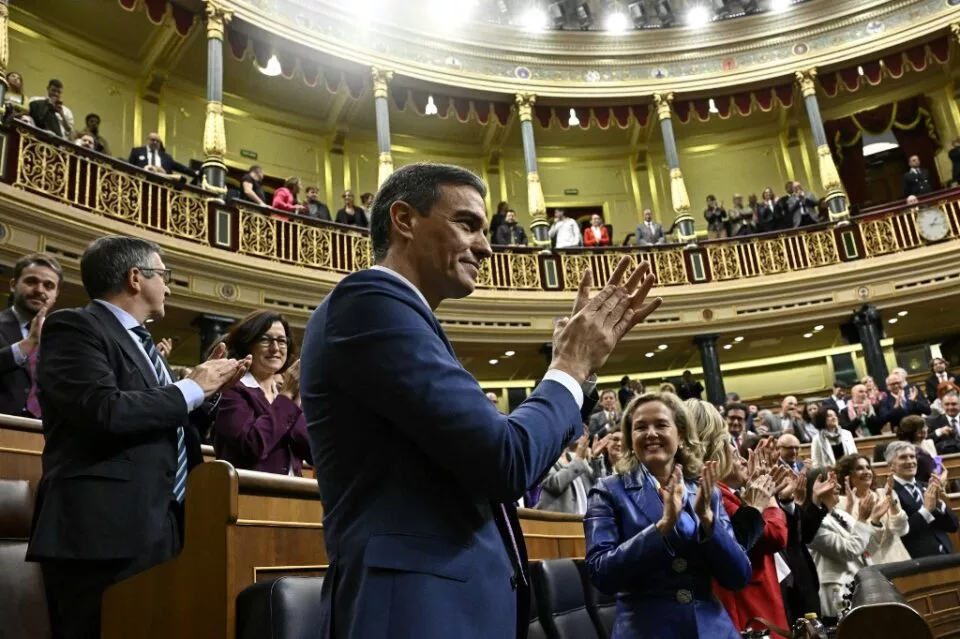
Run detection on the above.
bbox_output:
[4,123,960,292]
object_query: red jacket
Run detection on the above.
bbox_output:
[583,225,610,247]
[271,186,299,212]
[714,482,789,632]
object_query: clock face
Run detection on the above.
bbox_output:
[917,208,950,242]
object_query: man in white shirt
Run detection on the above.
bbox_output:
[548,209,582,249]
[886,441,958,557]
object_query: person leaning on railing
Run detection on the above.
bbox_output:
[271,176,306,215]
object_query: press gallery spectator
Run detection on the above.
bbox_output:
[241,165,267,206]
[493,209,527,246]
[549,209,582,248]
[584,214,610,247]
[29,78,74,138]
[335,190,368,227]
[272,177,305,214]
[704,195,728,239]
[304,186,331,221]
[79,113,109,154]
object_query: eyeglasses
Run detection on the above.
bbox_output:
[256,336,288,349]
[138,267,173,284]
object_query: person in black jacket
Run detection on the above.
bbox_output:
[949,138,960,187]
[903,155,935,198]
[779,467,833,622]
[335,189,368,227]
[26,236,251,639]
[127,133,197,180]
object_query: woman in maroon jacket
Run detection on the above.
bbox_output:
[212,309,312,475]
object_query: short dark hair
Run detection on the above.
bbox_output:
[620,376,630,385]
[48,79,63,89]
[80,236,161,299]
[814,405,836,431]
[725,402,748,415]
[370,162,487,262]
[834,454,872,492]
[86,113,100,123]
[223,309,296,372]
[249,165,262,173]
[360,192,374,203]
[12,252,63,283]
[306,185,318,193]
[833,380,847,389]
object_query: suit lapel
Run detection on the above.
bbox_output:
[624,469,664,525]
[87,302,157,388]
[0,308,24,345]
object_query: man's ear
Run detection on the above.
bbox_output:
[389,200,417,244]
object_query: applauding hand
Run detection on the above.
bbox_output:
[656,465,684,536]
[693,461,718,536]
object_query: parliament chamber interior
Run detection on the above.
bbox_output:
[2,0,960,637]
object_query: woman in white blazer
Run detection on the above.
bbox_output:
[811,407,858,468]
[834,454,910,565]
[806,466,890,622]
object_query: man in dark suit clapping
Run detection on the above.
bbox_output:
[903,155,935,198]
[127,133,198,180]
[27,236,251,639]
[0,253,62,417]
[887,440,958,557]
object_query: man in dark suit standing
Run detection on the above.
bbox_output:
[300,163,661,639]
[27,236,250,639]
[588,390,621,439]
[925,357,956,401]
[635,209,665,246]
[127,133,197,179]
[879,373,930,428]
[886,440,958,557]
[903,155,935,198]
[929,391,960,455]
[0,253,62,417]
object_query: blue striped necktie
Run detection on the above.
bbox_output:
[131,325,188,503]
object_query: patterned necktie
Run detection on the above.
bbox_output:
[24,348,41,418]
[131,325,188,503]
[906,482,923,505]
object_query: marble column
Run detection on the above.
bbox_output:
[201,0,231,196]
[694,334,726,406]
[192,313,234,361]
[516,93,549,246]
[371,67,394,187]
[654,92,696,244]
[796,69,850,224]
[0,1,9,106]
[851,304,889,391]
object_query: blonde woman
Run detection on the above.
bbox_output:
[584,393,750,639]
[834,454,910,565]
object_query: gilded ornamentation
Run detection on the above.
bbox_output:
[239,211,276,257]
[0,2,9,73]
[378,151,394,187]
[669,167,690,213]
[168,193,208,240]
[475,257,494,288]
[527,170,547,220]
[98,171,142,222]
[562,254,593,292]
[298,226,334,269]
[795,68,818,98]
[707,244,741,281]
[755,238,788,275]
[203,101,227,159]
[204,0,233,40]
[653,249,687,286]
[803,230,839,267]
[653,92,674,122]
[951,22,960,46]
[352,235,372,270]
[816,144,842,192]
[515,93,536,122]
[371,67,393,100]
[16,136,68,198]
[861,219,898,257]
[509,253,541,289]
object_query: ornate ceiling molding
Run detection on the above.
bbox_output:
[221,0,956,97]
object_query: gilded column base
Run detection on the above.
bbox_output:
[377,152,394,187]
[668,167,697,244]
[823,190,851,225]
[526,171,550,246]
[201,157,228,197]
[816,144,843,193]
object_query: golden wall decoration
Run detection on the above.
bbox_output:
[755,238,789,275]
[98,172,142,222]
[203,101,227,160]
[860,219,899,257]
[16,136,67,199]
[653,249,687,286]
[707,244,741,281]
[239,210,277,257]
[803,230,840,267]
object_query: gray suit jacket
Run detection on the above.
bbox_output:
[589,410,620,438]
[635,222,665,246]
[536,455,593,514]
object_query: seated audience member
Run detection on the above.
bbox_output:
[590,430,623,482]
[635,209,665,246]
[303,185,331,221]
[811,407,856,468]
[27,236,249,639]
[727,194,752,237]
[687,400,789,633]
[777,434,804,473]
[821,381,848,415]
[5,70,25,108]
[726,402,748,450]
[886,440,958,557]
[79,113,109,154]
[537,427,594,515]
[127,133,197,179]
[787,182,819,227]
[762,395,810,442]
[926,358,956,402]
[489,200,508,241]
[584,213,610,247]
[549,208,582,248]
[0,252,62,417]
[834,455,909,565]
[879,373,930,429]
[898,415,937,483]
[930,390,960,454]
[806,466,888,624]
[76,133,97,150]
[589,390,621,438]
[28,78,73,138]
[840,383,880,436]
[585,393,751,639]
[240,165,268,206]
[271,176,305,214]
[335,189,368,227]
[677,369,704,401]
[704,195,728,240]
[903,154,934,197]
[493,209,528,246]
[212,310,311,476]
[930,381,960,418]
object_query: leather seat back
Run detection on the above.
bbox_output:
[0,479,51,639]
[235,576,325,639]
[531,559,601,639]
[576,559,615,639]
[528,565,547,639]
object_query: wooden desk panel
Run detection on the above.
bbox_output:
[875,454,960,484]
[892,564,960,638]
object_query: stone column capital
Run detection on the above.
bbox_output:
[515,93,537,122]
[371,67,394,99]
[204,0,233,40]
[653,92,674,121]
[795,68,818,98]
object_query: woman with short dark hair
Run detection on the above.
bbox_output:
[212,309,311,475]
[833,454,909,565]
[895,415,936,483]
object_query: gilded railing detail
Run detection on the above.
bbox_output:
[707,244,741,281]
[803,230,839,268]
[755,238,788,275]
[298,225,335,270]
[16,135,68,199]
[654,249,687,286]
[861,218,898,257]
[562,254,594,291]
[351,234,372,271]
[238,210,277,258]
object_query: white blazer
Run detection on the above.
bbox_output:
[845,487,910,566]
[808,507,878,618]
[811,428,858,468]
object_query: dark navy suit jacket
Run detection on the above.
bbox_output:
[300,269,589,639]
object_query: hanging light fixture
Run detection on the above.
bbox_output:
[425,95,439,115]
[568,108,581,127]
[258,54,282,77]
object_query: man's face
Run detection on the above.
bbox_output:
[934,359,947,374]
[407,184,491,303]
[136,252,171,320]
[601,392,617,411]
[554,209,565,220]
[781,396,797,414]
[344,191,355,205]
[78,135,95,150]
[892,448,918,481]
[147,135,161,150]
[778,436,801,463]
[909,155,920,168]
[851,384,867,402]
[86,115,100,131]
[644,210,652,222]
[10,264,60,317]
[706,197,716,207]
[733,195,743,207]
[887,377,903,396]
[726,409,745,438]
[47,83,62,101]
[834,385,845,398]
[943,395,960,418]
[793,182,803,194]
[306,188,318,202]
[505,211,516,224]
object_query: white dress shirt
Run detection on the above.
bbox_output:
[549,218,582,249]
